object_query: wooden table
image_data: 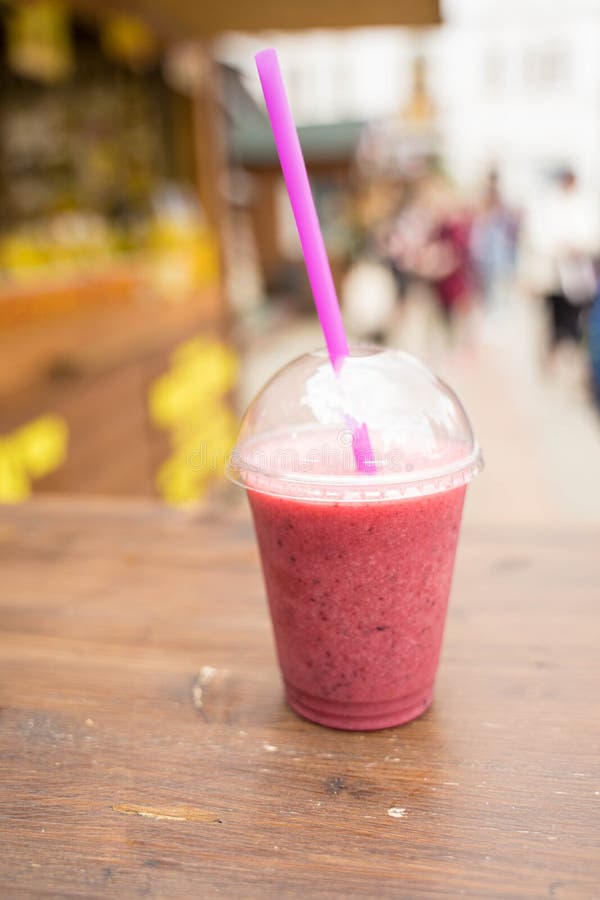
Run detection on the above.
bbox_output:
[1,499,598,898]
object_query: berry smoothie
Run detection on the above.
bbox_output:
[248,483,466,730]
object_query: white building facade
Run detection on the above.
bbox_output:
[217,0,600,202]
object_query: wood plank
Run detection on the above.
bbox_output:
[0,284,221,401]
[0,498,598,898]
[71,0,441,39]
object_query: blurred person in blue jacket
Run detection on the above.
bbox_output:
[470,169,520,313]
[588,286,600,407]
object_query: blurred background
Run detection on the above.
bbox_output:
[1,0,599,528]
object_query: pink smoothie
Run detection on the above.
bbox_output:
[248,484,466,730]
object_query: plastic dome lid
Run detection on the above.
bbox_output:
[227,346,483,502]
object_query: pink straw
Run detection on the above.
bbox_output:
[255,48,375,474]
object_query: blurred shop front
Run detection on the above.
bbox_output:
[0,4,231,505]
[0,0,441,505]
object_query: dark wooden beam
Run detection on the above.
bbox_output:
[71,0,441,40]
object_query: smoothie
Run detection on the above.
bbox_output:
[228,346,482,730]
[248,483,466,730]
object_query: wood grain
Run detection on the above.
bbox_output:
[0,497,598,898]
[113,803,222,823]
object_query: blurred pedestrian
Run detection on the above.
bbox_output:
[425,207,474,329]
[378,192,432,300]
[341,252,397,344]
[381,174,476,347]
[525,168,599,359]
[588,285,600,408]
[470,170,519,312]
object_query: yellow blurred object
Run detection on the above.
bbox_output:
[0,233,45,276]
[0,440,30,503]
[7,1,73,83]
[172,337,236,398]
[148,338,237,505]
[172,404,237,454]
[155,453,206,505]
[101,14,158,71]
[0,213,117,284]
[0,415,69,503]
[149,338,236,428]
[17,415,69,478]
[148,217,220,299]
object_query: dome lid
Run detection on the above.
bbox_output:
[227,346,482,502]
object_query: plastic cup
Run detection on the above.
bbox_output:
[227,346,482,731]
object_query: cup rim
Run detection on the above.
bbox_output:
[226,432,483,502]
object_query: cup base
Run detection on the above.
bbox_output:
[284,681,434,731]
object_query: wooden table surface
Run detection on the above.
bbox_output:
[1,498,598,898]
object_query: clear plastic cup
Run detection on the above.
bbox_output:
[227,346,482,730]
